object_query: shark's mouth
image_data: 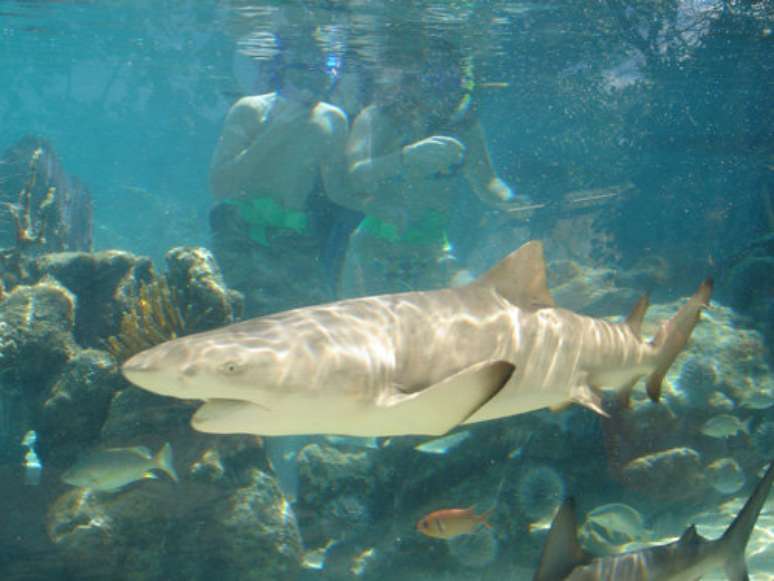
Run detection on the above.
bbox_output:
[191,399,273,434]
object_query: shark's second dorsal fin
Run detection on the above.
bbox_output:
[475,241,555,311]
[533,498,591,581]
[625,293,650,338]
[678,524,702,546]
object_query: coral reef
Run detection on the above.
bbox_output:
[35,250,154,348]
[0,137,92,295]
[106,246,241,362]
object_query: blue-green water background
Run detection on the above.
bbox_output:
[0,1,772,579]
[2,0,769,269]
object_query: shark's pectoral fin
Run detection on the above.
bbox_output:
[533,498,591,581]
[377,361,514,436]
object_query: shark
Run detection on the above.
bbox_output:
[121,240,712,437]
[533,460,774,580]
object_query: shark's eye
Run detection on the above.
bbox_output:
[218,360,246,376]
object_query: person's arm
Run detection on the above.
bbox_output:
[346,106,405,189]
[319,107,358,210]
[209,96,300,200]
[458,119,515,206]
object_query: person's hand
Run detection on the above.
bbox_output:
[488,179,538,221]
[487,177,515,203]
[401,136,465,176]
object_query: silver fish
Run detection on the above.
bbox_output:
[62,442,178,492]
[700,414,751,439]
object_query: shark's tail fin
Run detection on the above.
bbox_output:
[645,277,713,402]
[720,461,774,581]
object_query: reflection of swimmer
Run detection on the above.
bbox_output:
[338,46,526,297]
[209,41,351,316]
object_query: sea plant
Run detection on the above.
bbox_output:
[106,275,188,363]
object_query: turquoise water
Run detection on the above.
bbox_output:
[0,1,772,579]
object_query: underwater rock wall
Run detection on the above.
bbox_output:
[0,245,302,580]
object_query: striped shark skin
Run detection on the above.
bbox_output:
[533,461,774,581]
[121,241,711,437]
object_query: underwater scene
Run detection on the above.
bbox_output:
[0,0,772,579]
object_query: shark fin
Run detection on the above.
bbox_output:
[646,277,713,402]
[625,293,650,338]
[377,361,515,435]
[614,377,641,410]
[720,461,774,581]
[475,241,555,311]
[570,384,609,418]
[677,524,702,546]
[533,498,591,581]
[549,401,573,413]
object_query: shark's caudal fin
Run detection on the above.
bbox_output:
[532,498,591,581]
[474,241,556,311]
[719,461,774,581]
[646,277,713,402]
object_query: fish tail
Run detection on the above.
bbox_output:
[646,277,712,402]
[155,442,179,482]
[720,461,774,581]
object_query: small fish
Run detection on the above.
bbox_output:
[707,457,746,495]
[740,389,774,410]
[62,442,178,492]
[21,430,42,485]
[700,414,751,439]
[416,507,493,540]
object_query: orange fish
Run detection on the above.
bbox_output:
[416,507,493,540]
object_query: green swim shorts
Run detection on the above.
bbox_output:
[360,210,449,246]
[226,196,308,246]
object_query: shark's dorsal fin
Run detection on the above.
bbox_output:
[625,293,650,338]
[533,498,591,581]
[475,241,555,311]
[678,524,701,546]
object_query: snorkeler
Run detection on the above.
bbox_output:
[337,43,528,297]
[208,39,351,317]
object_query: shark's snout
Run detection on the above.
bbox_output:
[121,344,193,397]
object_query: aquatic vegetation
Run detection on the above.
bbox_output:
[105,276,189,363]
[516,464,565,521]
